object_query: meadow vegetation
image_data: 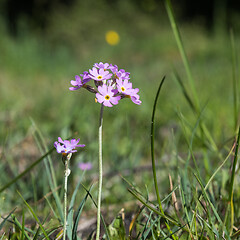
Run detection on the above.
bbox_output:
[1,0,240,239]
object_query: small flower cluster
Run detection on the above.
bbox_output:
[54,137,85,155]
[69,62,141,107]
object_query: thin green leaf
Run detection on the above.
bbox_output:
[33,226,41,240]
[18,191,50,240]
[164,0,199,109]
[0,148,54,193]
[21,210,25,240]
[81,184,111,240]
[10,214,34,239]
[67,171,85,240]
[141,211,153,240]
[151,76,165,212]
[72,184,92,240]
[228,126,240,234]
[0,208,16,230]
[194,173,231,240]
[31,119,63,222]
[230,29,239,131]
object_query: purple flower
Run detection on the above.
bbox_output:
[69,74,91,91]
[69,62,141,107]
[116,79,133,95]
[116,69,130,81]
[96,84,121,107]
[69,75,84,91]
[89,67,112,81]
[54,137,85,154]
[78,162,92,171]
[127,88,142,105]
[109,64,118,74]
[94,62,110,70]
[80,71,92,83]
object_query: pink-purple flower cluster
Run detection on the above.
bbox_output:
[54,137,85,155]
[69,62,141,107]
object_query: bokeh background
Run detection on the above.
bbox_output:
[1,0,240,232]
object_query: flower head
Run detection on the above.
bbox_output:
[78,162,92,171]
[89,67,112,81]
[94,62,110,70]
[69,62,141,107]
[54,137,85,154]
[69,74,91,91]
[96,84,121,107]
[116,79,133,95]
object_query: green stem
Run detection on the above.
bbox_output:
[96,104,104,240]
[63,153,72,240]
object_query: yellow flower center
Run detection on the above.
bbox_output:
[105,95,110,100]
[97,76,103,80]
[121,87,125,92]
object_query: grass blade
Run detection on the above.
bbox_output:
[21,210,25,240]
[164,0,199,109]
[228,127,240,234]
[151,76,165,212]
[31,119,63,222]
[81,184,111,240]
[0,208,16,230]
[194,173,231,240]
[0,148,54,193]
[10,214,34,239]
[67,171,85,239]
[230,29,239,131]
[72,184,92,240]
[18,191,50,240]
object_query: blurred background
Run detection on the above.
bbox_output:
[1,0,240,226]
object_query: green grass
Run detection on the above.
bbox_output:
[1,0,240,239]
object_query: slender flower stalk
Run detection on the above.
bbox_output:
[63,153,71,240]
[69,62,141,238]
[54,137,85,240]
[96,103,104,240]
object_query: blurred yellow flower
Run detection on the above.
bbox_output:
[105,31,120,45]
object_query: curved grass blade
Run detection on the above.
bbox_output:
[129,205,145,237]
[72,184,92,240]
[128,188,180,226]
[67,171,85,239]
[228,126,240,234]
[231,228,240,239]
[0,233,5,240]
[150,76,178,240]
[194,173,231,240]
[10,214,34,239]
[0,208,16,230]
[0,147,54,193]
[33,226,41,240]
[173,71,196,113]
[230,29,239,132]
[151,76,165,212]
[21,210,25,240]
[164,0,199,109]
[31,119,63,222]
[18,191,50,240]
[81,184,110,240]
[141,211,153,240]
